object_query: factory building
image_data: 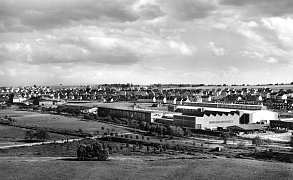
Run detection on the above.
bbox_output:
[97,106,164,123]
[173,110,240,130]
[169,102,278,128]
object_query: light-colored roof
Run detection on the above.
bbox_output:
[176,105,275,114]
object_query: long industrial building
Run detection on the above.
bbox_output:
[182,102,266,111]
[97,106,164,123]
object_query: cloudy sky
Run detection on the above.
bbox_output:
[1,0,293,86]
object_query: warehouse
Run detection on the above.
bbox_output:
[97,106,164,123]
[174,103,278,124]
[173,110,240,130]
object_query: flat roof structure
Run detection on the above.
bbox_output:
[97,106,165,123]
[183,102,267,110]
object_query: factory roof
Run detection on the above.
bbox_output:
[176,105,273,114]
[97,106,165,114]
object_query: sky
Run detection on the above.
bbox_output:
[1,0,293,86]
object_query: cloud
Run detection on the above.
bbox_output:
[133,2,165,20]
[162,0,217,21]
[0,0,139,32]
[168,41,195,55]
[1,0,293,86]
[261,17,293,50]
[0,25,195,65]
[221,0,293,16]
[218,66,239,77]
[234,17,293,65]
[266,57,278,64]
[208,42,225,56]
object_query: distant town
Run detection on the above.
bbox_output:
[1,83,293,129]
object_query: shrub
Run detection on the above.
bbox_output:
[25,128,50,141]
[165,143,171,150]
[221,132,230,144]
[264,138,272,145]
[139,144,143,149]
[237,140,246,149]
[289,136,293,148]
[252,136,262,146]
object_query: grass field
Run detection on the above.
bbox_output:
[0,156,292,180]
[0,125,79,147]
[0,109,130,134]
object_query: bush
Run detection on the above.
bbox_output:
[25,128,50,141]
[264,138,272,145]
[252,136,263,146]
[289,136,293,148]
[221,132,230,144]
[165,143,171,150]
[139,144,143,149]
[237,141,246,149]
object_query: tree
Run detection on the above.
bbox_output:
[25,130,35,140]
[35,128,50,140]
[221,132,230,144]
[25,128,50,141]
[289,136,293,150]
[183,128,191,137]
[232,136,237,145]
[252,136,262,147]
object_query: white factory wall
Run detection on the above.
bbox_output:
[249,110,278,124]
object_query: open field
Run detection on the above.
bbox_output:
[0,109,130,134]
[0,125,79,147]
[0,156,292,180]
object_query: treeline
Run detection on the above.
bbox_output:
[96,115,187,138]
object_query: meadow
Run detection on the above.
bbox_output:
[0,109,129,134]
